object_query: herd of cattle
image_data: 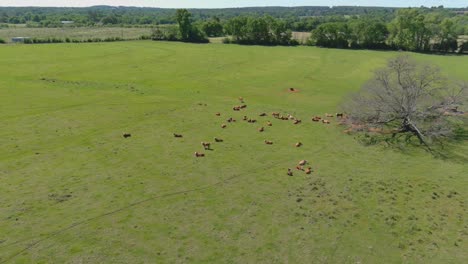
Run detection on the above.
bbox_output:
[123,96,344,176]
[180,96,343,176]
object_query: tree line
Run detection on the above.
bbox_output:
[309,8,468,53]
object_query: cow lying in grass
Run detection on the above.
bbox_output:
[173,133,183,138]
[194,152,205,157]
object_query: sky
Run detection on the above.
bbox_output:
[0,1,466,8]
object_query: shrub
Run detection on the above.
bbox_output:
[0,38,5,44]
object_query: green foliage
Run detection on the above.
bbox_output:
[201,17,224,37]
[225,15,298,46]
[0,38,5,43]
[174,9,208,43]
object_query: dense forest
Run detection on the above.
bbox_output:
[0,5,466,28]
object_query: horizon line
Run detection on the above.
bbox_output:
[0,5,467,9]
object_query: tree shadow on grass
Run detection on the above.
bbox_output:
[355,130,468,164]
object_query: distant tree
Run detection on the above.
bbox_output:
[388,9,432,51]
[176,9,192,41]
[349,19,389,49]
[342,55,467,150]
[202,17,224,37]
[175,9,208,43]
[310,22,351,48]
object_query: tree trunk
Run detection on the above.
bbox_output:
[402,117,432,151]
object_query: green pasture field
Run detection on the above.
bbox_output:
[0,41,467,263]
[0,27,152,42]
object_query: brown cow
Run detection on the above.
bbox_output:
[201,142,211,150]
[215,112,221,116]
[259,113,267,117]
[312,116,322,122]
[194,152,205,157]
[221,124,227,128]
[214,137,223,142]
[233,106,240,111]
[267,121,272,126]
[258,127,265,132]
[293,120,302,125]
[305,167,312,174]
[173,133,183,138]
[296,166,304,171]
[322,119,330,124]
[287,169,293,176]
[243,116,248,121]
[299,160,307,166]
[325,113,334,118]
[336,113,344,118]
[227,117,236,123]
[123,133,132,138]
[272,112,280,118]
[295,142,302,147]
[264,140,273,145]
[240,104,247,109]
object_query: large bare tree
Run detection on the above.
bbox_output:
[342,55,467,150]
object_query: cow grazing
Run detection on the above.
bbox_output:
[287,169,293,176]
[233,106,241,111]
[201,142,211,150]
[258,127,265,132]
[293,120,302,125]
[336,113,344,118]
[214,137,223,142]
[243,116,248,121]
[272,112,280,118]
[194,152,205,157]
[264,140,273,145]
[322,119,330,124]
[240,105,247,109]
[325,113,334,118]
[123,133,132,138]
[295,142,302,147]
[299,160,307,166]
[259,113,267,117]
[267,121,272,126]
[296,166,304,171]
[215,112,221,116]
[305,167,312,174]
[221,124,227,128]
[173,133,183,138]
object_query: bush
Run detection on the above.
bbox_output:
[0,38,5,44]
[222,37,231,44]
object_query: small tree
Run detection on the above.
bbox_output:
[342,55,467,150]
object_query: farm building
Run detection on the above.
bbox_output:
[11,37,30,43]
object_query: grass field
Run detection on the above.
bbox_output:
[0,41,467,263]
[0,27,152,42]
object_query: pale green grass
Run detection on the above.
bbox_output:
[0,42,467,263]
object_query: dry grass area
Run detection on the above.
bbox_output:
[0,27,152,42]
[292,31,311,44]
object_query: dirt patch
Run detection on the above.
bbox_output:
[287,88,300,93]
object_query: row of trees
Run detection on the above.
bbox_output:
[310,9,467,53]
[152,10,298,46]
[224,16,298,45]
